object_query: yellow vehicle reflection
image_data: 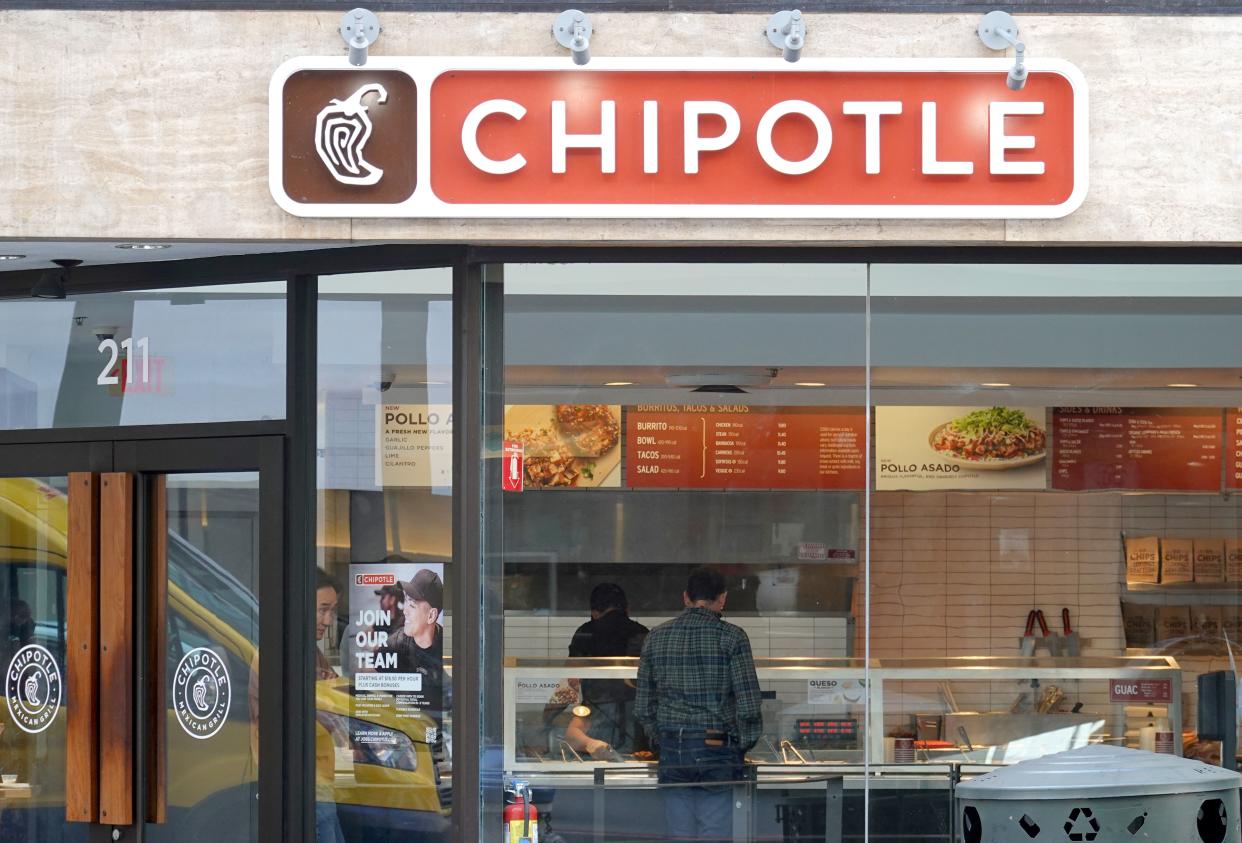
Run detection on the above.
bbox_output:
[0,477,448,841]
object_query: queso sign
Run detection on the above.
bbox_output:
[270,57,1087,220]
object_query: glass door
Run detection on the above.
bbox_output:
[114,437,282,843]
[0,442,107,843]
[0,436,283,843]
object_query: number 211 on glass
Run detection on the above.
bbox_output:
[97,336,150,386]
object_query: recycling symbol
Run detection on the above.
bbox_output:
[1064,807,1100,841]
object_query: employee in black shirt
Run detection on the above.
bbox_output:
[564,583,649,757]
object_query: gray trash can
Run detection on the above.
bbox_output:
[956,744,1242,842]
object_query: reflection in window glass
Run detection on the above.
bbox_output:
[0,476,83,843]
[150,472,261,842]
[315,269,453,843]
[0,282,286,429]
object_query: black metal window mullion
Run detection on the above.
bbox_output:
[452,260,504,843]
[271,271,317,842]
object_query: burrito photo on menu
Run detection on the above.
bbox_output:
[929,406,1047,467]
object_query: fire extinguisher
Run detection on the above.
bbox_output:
[504,780,538,843]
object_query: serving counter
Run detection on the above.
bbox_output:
[504,655,1183,772]
[501,656,1182,841]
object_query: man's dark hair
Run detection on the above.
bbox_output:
[589,582,628,614]
[685,567,727,603]
[315,569,340,595]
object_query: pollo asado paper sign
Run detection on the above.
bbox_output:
[876,406,1050,490]
[270,57,1087,220]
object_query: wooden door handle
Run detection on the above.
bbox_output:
[99,473,133,826]
[66,473,100,823]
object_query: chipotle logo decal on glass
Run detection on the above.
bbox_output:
[279,68,417,205]
[270,58,1087,218]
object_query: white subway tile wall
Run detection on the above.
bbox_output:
[500,614,850,660]
[868,490,1242,736]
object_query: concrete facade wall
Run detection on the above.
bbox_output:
[0,10,1236,245]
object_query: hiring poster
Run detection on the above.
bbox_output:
[347,561,446,739]
[876,406,1049,490]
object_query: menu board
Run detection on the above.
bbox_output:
[875,406,1049,490]
[1051,407,1221,491]
[1227,409,1242,490]
[624,405,865,489]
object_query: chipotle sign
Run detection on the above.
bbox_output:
[270,57,1087,219]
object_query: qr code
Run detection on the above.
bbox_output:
[426,727,439,744]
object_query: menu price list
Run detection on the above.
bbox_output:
[1228,409,1242,490]
[1051,407,1221,492]
[624,405,866,489]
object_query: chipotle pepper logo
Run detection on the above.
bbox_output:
[281,70,417,204]
[315,83,388,185]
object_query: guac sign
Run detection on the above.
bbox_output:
[270,57,1087,219]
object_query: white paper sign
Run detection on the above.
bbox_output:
[807,678,866,705]
[516,679,563,704]
[876,406,1049,490]
[375,403,453,487]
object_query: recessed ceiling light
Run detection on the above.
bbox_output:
[1166,383,1198,388]
[0,254,25,261]
[981,382,1011,388]
[115,243,172,250]
[604,381,634,386]
[794,382,826,387]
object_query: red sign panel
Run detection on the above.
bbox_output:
[1051,407,1221,491]
[502,440,525,492]
[625,405,866,490]
[355,573,396,587]
[1109,679,1172,704]
[431,69,1079,211]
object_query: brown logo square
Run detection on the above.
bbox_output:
[281,69,417,205]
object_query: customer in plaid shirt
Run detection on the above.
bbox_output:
[635,567,762,841]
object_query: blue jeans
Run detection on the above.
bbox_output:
[657,729,741,842]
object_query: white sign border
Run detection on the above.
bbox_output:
[269,55,1088,221]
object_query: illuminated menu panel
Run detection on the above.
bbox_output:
[624,405,866,489]
[1051,407,1221,491]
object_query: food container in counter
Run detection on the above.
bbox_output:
[932,712,1107,764]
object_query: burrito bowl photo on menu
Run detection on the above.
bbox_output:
[928,406,1047,469]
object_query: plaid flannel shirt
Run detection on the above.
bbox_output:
[635,606,763,751]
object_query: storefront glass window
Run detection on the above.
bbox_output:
[0,282,286,429]
[477,261,1242,843]
[315,269,453,843]
[867,264,1242,839]
[484,263,867,841]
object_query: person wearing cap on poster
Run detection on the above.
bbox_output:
[378,568,447,724]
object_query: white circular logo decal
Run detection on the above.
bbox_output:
[173,647,230,740]
[6,644,62,734]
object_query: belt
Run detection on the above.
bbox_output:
[659,727,736,745]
